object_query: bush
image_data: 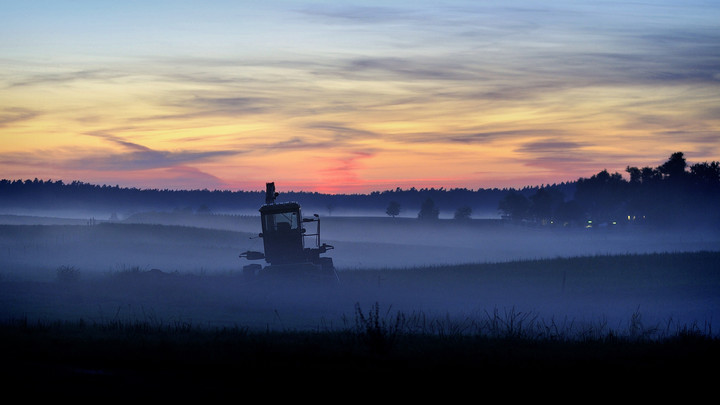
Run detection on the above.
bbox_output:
[56,265,80,283]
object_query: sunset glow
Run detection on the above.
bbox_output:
[1,1,718,193]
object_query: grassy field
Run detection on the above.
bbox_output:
[2,308,717,397]
[2,252,719,395]
[1,215,719,395]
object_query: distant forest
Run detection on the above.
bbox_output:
[498,152,719,229]
[1,152,718,228]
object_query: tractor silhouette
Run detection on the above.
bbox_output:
[239,182,338,283]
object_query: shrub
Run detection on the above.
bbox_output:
[56,265,80,283]
[354,302,406,354]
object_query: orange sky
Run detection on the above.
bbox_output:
[1,1,718,193]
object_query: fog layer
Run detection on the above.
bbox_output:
[1,213,718,335]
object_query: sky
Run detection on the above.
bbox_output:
[1,0,718,194]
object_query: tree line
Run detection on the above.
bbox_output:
[0,178,561,218]
[496,152,719,229]
[1,152,717,228]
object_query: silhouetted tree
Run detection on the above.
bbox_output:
[684,160,720,226]
[417,198,439,220]
[555,200,586,226]
[626,166,642,184]
[574,170,628,224]
[498,191,530,221]
[690,161,720,190]
[529,188,564,224]
[641,166,662,184]
[454,206,472,220]
[386,201,401,218]
[658,151,687,180]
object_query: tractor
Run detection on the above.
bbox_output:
[239,182,338,283]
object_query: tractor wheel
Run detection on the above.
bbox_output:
[318,257,339,283]
[319,257,334,272]
[243,264,262,281]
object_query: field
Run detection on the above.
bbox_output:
[1,212,719,395]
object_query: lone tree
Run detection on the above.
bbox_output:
[418,198,439,220]
[454,206,472,220]
[386,201,401,218]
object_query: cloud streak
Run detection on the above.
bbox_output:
[79,131,242,171]
[0,108,38,127]
[3,68,127,89]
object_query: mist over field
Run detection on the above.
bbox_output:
[1,210,718,336]
[3,211,718,274]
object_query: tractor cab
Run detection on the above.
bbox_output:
[239,182,337,282]
[259,202,304,265]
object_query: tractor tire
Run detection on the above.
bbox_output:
[319,257,334,272]
[243,264,262,281]
[318,257,339,283]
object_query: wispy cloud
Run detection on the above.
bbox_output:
[447,130,565,145]
[298,4,422,24]
[263,137,325,151]
[133,165,229,191]
[302,122,382,142]
[163,96,274,118]
[516,140,589,154]
[0,107,38,127]
[80,131,242,171]
[4,68,125,88]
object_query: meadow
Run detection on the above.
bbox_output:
[1,212,719,395]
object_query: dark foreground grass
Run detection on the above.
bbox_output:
[2,251,719,397]
[2,308,717,398]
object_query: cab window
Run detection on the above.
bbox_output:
[264,211,299,232]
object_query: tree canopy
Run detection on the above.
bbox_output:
[497,152,719,229]
[386,201,401,218]
[417,198,439,220]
